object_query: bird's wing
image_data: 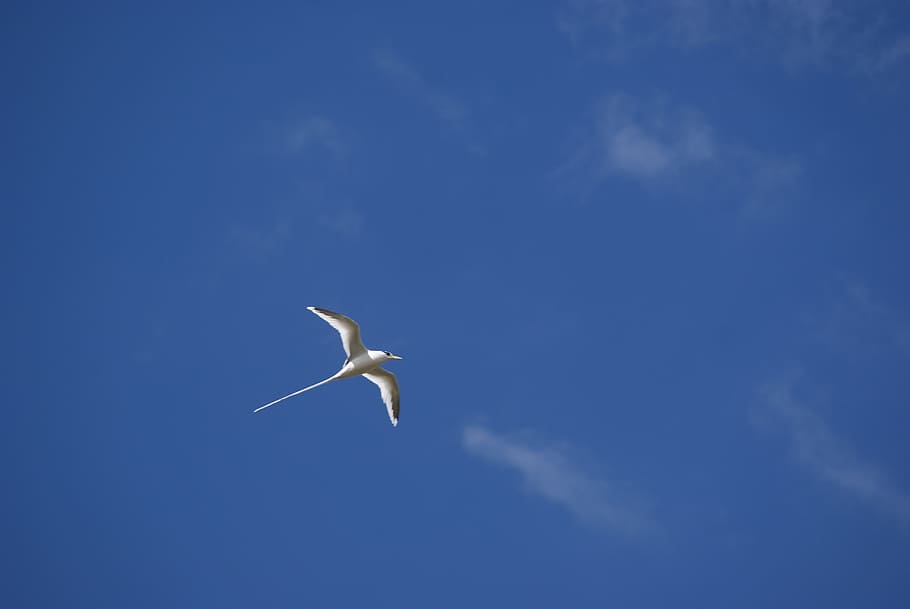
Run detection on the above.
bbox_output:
[307,306,367,359]
[361,368,400,427]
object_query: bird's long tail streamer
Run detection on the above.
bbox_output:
[253,376,337,413]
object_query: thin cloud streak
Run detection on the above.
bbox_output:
[759,377,910,528]
[462,425,652,535]
[819,279,910,353]
[372,49,469,129]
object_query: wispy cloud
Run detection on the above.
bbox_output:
[558,0,720,57]
[757,375,910,528]
[318,208,365,240]
[228,218,293,260]
[737,150,803,218]
[819,279,910,353]
[284,115,347,159]
[462,425,652,535]
[555,93,800,210]
[873,35,910,72]
[558,0,910,73]
[598,94,714,181]
[371,48,484,157]
[372,49,468,128]
[227,205,366,260]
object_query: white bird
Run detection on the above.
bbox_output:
[254,306,403,426]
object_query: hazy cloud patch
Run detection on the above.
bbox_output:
[285,116,347,159]
[598,94,715,180]
[558,0,910,73]
[318,209,365,240]
[228,218,293,260]
[555,93,800,212]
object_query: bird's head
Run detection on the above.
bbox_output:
[382,350,403,361]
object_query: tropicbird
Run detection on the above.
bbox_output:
[254,306,403,426]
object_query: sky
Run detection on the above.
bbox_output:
[3,1,910,607]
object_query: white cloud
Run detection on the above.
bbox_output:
[758,376,910,527]
[607,126,672,177]
[598,95,715,180]
[556,93,799,211]
[462,425,652,535]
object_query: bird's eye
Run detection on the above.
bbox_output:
[384,351,390,356]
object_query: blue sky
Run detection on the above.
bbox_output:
[4,1,910,607]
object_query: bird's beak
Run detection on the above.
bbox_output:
[390,354,403,360]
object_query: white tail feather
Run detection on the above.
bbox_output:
[253,375,337,413]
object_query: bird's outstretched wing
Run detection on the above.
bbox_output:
[361,368,400,427]
[307,306,367,360]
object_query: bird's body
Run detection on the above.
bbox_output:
[254,307,403,426]
[337,349,394,379]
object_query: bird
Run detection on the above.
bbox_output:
[254,306,403,426]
